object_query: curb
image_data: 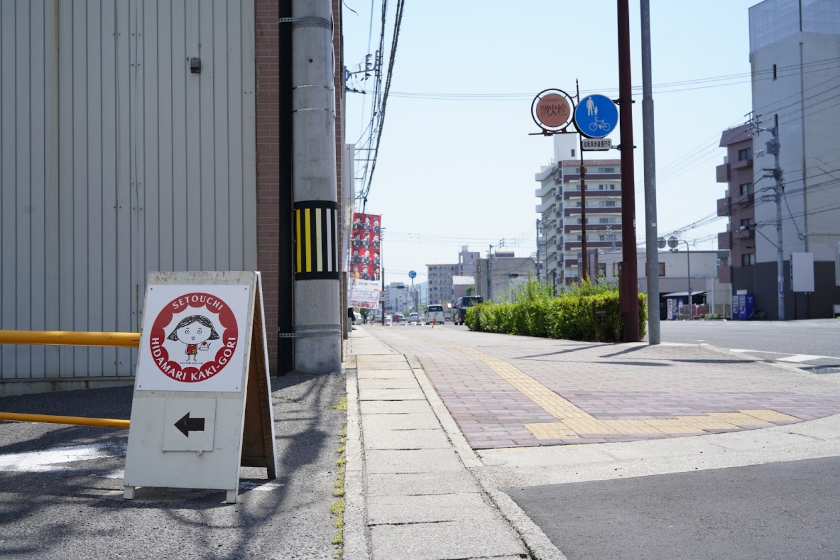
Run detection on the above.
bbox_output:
[343,359,371,560]
[411,356,566,560]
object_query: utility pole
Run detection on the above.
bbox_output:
[753,114,785,320]
[640,0,660,344]
[536,218,541,282]
[617,0,640,342]
[291,0,341,373]
[771,114,785,321]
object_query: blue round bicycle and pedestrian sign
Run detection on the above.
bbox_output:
[574,94,618,139]
[408,270,416,279]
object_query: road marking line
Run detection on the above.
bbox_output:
[777,354,830,363]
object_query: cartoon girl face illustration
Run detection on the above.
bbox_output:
[167,315,220,363]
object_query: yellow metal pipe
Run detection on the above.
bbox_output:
[0,412,130,429]
[0,330,140,348]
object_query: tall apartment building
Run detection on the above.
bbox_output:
[384,282,410,315]
[426,264,458,305]
[426,246,480,304]
[535,134,623,285]
[737,0,840,318]
[716,124,755,286]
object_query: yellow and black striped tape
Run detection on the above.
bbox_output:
[294,200,339,280]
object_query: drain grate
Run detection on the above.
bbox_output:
[805,365,840,374]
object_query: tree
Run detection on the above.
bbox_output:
[465,285,475,296]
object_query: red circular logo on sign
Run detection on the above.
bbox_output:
[149,292,239,383]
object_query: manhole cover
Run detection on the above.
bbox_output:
[806,365,840,374]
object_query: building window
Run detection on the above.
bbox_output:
[740,182,752,195]
[658,262,665,276]
[598,167,616,173]
[576,218,589,225]
[740,218,754,230]
[738,148,752,161]
[598,217,616,224]
[598,184,615,190]
[741,253,755,266]
[599,201,616,207]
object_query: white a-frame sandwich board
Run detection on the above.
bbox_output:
[123,271,277,504]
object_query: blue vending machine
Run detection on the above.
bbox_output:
[736,294,755,319]
[731,295,740,320]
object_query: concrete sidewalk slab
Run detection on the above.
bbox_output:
[358,388,426,400]
[360,400,432,414]
[362,412,441,430]
[345,327,532,559]
[368,492,499,525]
[357,378,419,389]
[363,427,451,450]
[366,471,480,496]
[369,520,528,560]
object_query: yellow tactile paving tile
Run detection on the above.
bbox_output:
[606,419,667,434]
[562,418,621,434]
[705,412,774,426]
[411,335,804,440]
[672,416,741,430]
[524,422,580,439]
[739,409,801,422]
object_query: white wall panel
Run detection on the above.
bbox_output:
[0,0,257,380]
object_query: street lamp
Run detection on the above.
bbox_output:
[663,236,691,320]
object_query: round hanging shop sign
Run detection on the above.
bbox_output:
[149,292,240,383]
[531,89,574,132]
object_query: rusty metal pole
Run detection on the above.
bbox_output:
[618,0,640,341]
[577,82,588,283]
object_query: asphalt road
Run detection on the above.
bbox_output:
[506,456,840,560]
[0,371,345,559]
[659,319,840,367]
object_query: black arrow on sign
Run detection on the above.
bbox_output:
[174,412,206,437]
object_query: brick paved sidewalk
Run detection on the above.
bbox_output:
[363,325,840,449]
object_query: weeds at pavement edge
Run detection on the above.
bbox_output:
[329,397,348,557]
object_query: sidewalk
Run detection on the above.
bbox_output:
[342,325,840,559]
[343,327,546,559]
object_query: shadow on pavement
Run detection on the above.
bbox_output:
[0,370,346,558]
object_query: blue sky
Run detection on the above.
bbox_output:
[342,1,759,284]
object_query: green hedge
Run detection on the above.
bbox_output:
[465,279,647,343]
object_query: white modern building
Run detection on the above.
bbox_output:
[535,134,623,287]
[746,0,840,318]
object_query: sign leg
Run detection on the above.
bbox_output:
[226,489,238,504]
[123,486,136,500]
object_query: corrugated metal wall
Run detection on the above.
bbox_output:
[0,0,257,380]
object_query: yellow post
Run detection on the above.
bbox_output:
[0,412,129,429]
[0,330,140,348]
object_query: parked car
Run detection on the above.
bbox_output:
[408,312,421,325]
[452,296,484,325]
[392,313,405,324]
[425,304,445,325]
[384,315,392,326]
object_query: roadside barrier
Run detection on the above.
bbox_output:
[0,412,129,429]
[0,330,139,429]
[0,330,140,348]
